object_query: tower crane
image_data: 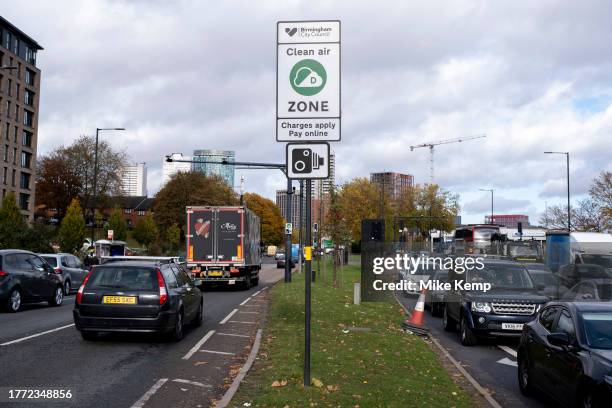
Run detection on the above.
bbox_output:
[410,134,486,184]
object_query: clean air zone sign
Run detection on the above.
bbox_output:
[277,20,340,142]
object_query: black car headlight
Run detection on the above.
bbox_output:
[471,302,492,313]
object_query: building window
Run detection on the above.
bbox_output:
[124,208,132,214]
[13,147,17,164]
[20,172,30,189]
[4,123,8,139]
[23,110,33,127]
[25,69,35,86]
[15,84,19,99]
[21,151,31,168]
[11,169,16,187]
[18,193,29,211]
[3,145,7,162]
[4,32,10,50]
[6,101,10,118]
[14,105,18,122]
[12,37,18,54]
[2,167,6,184]
[25,47,36,65]
[7,79,12,96]
[13,126,17,143]
[22,130,32,147]
[24,90,34,106]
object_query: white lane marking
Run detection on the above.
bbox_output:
[239,297,252,306]
[251,290,262,297]
[182,330,215,360]
[216,332,250,338]
[498,345,517,358]
[219,309,238,324]
[261,286,268,291]
[0,324,75,346]
[497,357,518,367]
[228,321,256,324]
[200,349,235,356]
[237,311,259,314]
[131,378,168,408]
[172,378,212,388]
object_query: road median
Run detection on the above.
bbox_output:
[231,264,475,407]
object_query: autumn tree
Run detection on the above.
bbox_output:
[133,214,159,249]
[336,178,380,242]
[35,152,81,219]
[324,185,351,287]
[58,199,86,253]
[166,224,181,254]
[153,172,237,240]
[243,192,284,246]
[106,208,128,241]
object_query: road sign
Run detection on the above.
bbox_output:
[286,143,330,179]
[313,223,318,233]
[285,223,293,235]
[277,20,340,142]
[107,230,114,240]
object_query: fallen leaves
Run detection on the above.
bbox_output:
[312,378,324,388]
[271,380,288,387]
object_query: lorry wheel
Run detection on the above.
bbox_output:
[243,274,252,290]
[253,276,259,286]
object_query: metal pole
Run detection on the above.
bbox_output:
[304,179,312,386]
[285,178,292,283]
[91,128,100,242]
[566,153,571,231]
[298,181,304,274]
[491,190,494,225]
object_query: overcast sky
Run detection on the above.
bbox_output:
[4,0,612,224]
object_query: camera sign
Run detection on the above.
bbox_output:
[277,20,340,142]
[286,143,330,179]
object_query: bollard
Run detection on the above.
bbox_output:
[354,282,361,305]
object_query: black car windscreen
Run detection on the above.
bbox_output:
[89,267,157,291]
[467,265,534,289]
[42,256,58,267]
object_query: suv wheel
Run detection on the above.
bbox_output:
[49,286,64,307]
[192,303,202,327]
[81,331,98,341]
[169,311,184,341]
[518,353,534,397]
[443,306,456,332]
[578,387,594,408]
[459,314,477,346]
[6,288,22,312]
[64,280,71,295]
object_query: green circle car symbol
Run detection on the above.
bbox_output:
[290,59,327,96]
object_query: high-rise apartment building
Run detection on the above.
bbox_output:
[0,16,43,220]
[162,153,192,186]
[276,189,301,230]
[192,149,235,187]
[311,152,335,198]
[370,172,414,199]
[121,162,147,196]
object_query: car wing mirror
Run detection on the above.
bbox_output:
[547,332,570,348]
[537,283,546,291]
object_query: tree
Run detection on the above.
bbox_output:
[590,171,612,209]
[243,192,284,246]
[335,178,380,242]
[154,171,237,239]
[22,220,55,253]
[325,185,351,288]
[540,199,608,232]
[133,215,158,248]
[106,208,128,241]
[0,193,29,249]
[58,199,86,253]
[166,224,181,254]
[35,135,128,218]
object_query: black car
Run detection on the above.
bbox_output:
[73,261,203,341]
[561,280,612,302]
[276,253,296,269]
[0,250,64,312]
[524,263,562,299]
[518,302,612,407]
[557,263,611,294]
[444,259,548,346]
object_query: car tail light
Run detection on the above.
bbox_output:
[53,267,62,274]
[230,267,240,275]
[0,270,7,277]
[76,271,92,305]
[157,269,168,305]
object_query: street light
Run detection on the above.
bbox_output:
[544,151,570,231]
[479,189,494,225]
[91,127,126,241]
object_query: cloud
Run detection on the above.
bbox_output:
[1,0,611,222]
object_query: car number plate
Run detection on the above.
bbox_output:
[103,296,137,305]
[228,280,236,285]
[501,323,523,330]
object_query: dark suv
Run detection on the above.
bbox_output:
[444,259,548,346]
[73,261,203,341]
[0,250,64,312]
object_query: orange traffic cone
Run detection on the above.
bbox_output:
[402,288,429,336]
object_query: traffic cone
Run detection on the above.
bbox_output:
[402,288,429,336]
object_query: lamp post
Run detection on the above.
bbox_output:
[479,189,494,224]
[544,151,570,231]
[91,127,125,241]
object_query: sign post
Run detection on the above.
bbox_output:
[277,19,340,388]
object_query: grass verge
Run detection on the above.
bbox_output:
[231,265,475,408]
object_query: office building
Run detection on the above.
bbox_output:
[192,149,235,187]
[162,153,192,185]
[276,189,301,230]
[370,172,414,199]
[121,162,147,196]
[0,16,43,220]
[485,214,530,227]
[311,152,335,198]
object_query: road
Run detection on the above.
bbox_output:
[0,261,283,408]
[399,294,557,408]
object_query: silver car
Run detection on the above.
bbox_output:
[40,254,88,295]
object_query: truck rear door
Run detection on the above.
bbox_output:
[216,209,242,263]
[189,209,215,263]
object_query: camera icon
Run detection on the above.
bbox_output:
[292,148,325,174]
